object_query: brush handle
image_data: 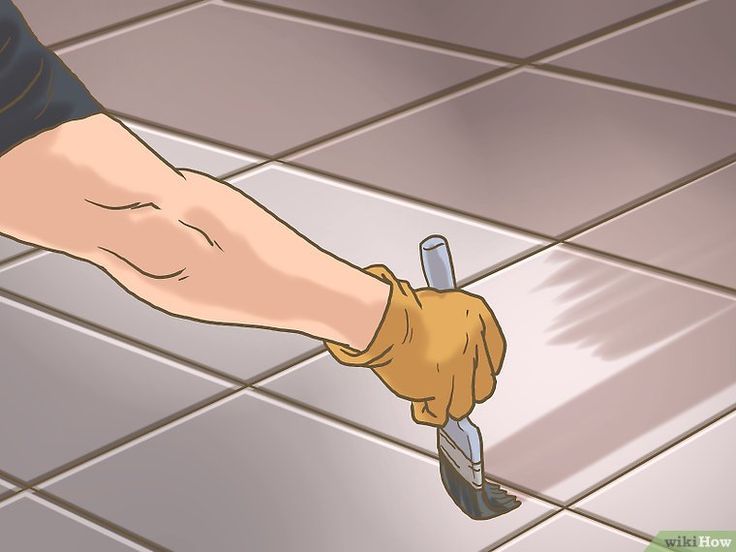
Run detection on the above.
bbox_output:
[420,236,484,479]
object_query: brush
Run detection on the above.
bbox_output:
[420,235,521,520]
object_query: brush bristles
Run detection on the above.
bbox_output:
[438,452,521,520]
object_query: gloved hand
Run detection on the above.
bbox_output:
[325,265,506,427]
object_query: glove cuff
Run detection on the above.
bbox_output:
[324,264,418,367]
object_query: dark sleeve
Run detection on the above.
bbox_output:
[0,0,103,156]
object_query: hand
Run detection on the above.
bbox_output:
[325,265,506,426]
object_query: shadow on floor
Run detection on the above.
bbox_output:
[486,251,736,497]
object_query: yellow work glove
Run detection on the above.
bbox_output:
[325,265,506,427]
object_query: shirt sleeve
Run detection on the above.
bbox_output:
[0,0,103,156]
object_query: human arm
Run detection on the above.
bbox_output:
[0,113,390,350]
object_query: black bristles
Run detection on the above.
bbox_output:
[438,452,521,520]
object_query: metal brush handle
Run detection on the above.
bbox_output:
[420,235,484,488]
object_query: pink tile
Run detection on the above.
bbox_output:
[13,0,184,45]
[250,0,669,57]
[578,410,736,535]
[294,71,736,236]
[59,3,497,154]
[45,391,555,551]
[553,0,736,105]
[573,163,736,289]
[495,511,657,552]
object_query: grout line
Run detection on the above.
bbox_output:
[532,64,736,117]
[52,1,210,55]
[250,387,567,508]
[221,0,698,68]
[214,0,506,65]
[0,241,728,544]
[276,65,521,159]
[483,509,563,552]
[568,158,736,239]
[33,490,171,552]
[565,402,736,508]
[253,0,724,166]
[0,248,46,274]
[536,0,707,63]
[46,0,207,51]
[219,0,521,64]
[2,327,727,545]
[24,493,156,552]
[218,158,275,181]
[24,388,242,489]
[76,0,724,179]
[1,387,247,496]
[0,287,246,388]
[280,157,736,298]
[561,242,736,299]
[0,469,26,490]
[557,153,736,240]
[119,118,264,166]
[280,160,553,243]
[51,0,722,183]
[253,162,547,244]
[107,111,275,161]
[564,507,656,544]
[530,1,700,60]
[47,0,208,52]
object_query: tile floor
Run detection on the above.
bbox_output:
[1,1,734,550]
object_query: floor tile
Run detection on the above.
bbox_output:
[59,3,498,156]
[573,163,736,290]
[294,70,736,237]
[0,494,148,551]
[13,0,183,46]
[263,245,736,501]
[251,0,668,57]
[494,511,657,552]
[553,0,736,105]
[232,165,544,285]
[121,120,259,178]
[45,391,555,552]
[0,295,231,481]
[577,410,736,535]
[0,165,540,382]
[0,237,30,264]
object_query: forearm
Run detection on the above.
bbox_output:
[0,114,388,349]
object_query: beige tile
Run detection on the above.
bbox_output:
[45,390,555,552]
[263,245,736,501]
[0,494,149,551]
[13,0,183,45]
[59,3,498,155]
[294,70,736,236]
[251,0,668,57]
[553,0,736,105]
[577,410,736,535]
[573,163,736,289]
